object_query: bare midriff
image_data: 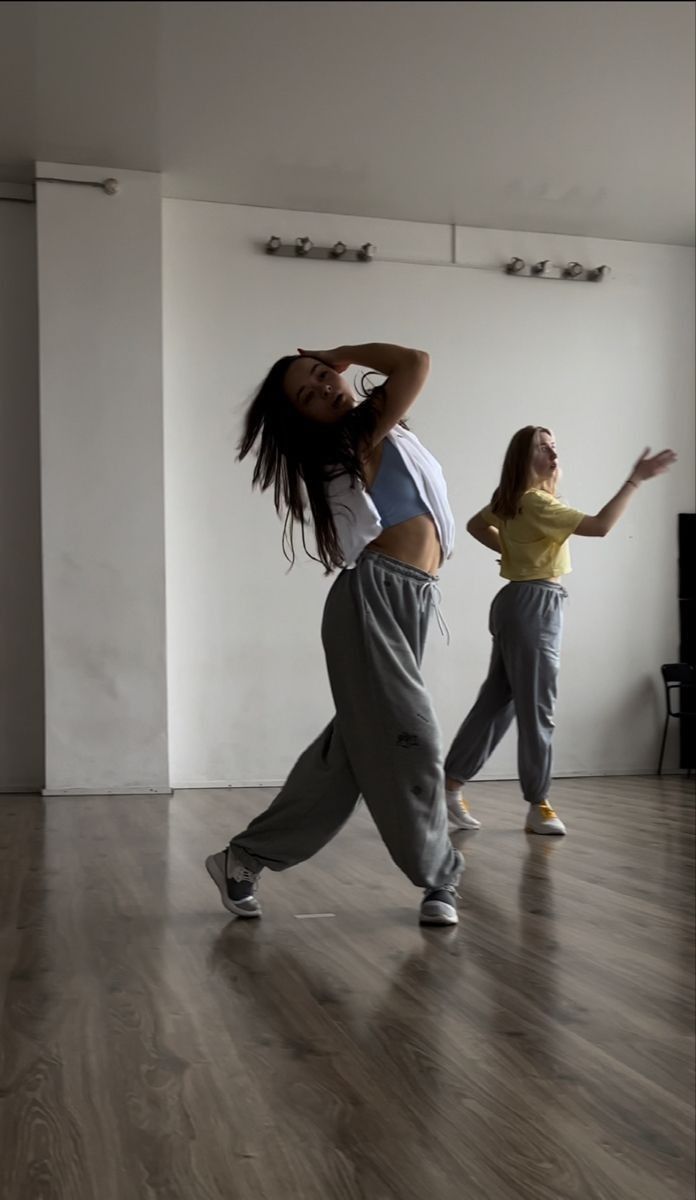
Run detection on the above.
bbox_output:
[362,440,442,575]
[367,515,442,576]
[509,576,561,584]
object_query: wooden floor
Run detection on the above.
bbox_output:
[0,777,694,1200]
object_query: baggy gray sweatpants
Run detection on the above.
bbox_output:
[231,551,463,891]
[445,580,567,806]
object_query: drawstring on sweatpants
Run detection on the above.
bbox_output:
[418,579,451,644]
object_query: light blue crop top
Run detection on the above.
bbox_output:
[368,437,431,529]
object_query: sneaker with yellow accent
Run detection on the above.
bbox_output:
[525,802,567,836]
[446,790,481,831]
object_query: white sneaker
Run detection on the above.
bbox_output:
[446,790,481,831]
[525,802,567,836]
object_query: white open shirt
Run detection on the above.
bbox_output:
[324,425,456,569]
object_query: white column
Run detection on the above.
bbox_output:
[36,163,169,794]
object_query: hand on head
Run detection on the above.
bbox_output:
[283,351,356,424]
[297,348,352,373]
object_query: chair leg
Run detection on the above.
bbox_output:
[658,715,669,775]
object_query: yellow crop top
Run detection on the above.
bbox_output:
[480,489,585,581]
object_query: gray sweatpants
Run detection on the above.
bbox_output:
[231,551,463,891]
[445,581,567,806]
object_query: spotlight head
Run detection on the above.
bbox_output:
[331,241,347,258]
[266,235,282,253]
[563,261,583,278]
[505,257,526,275]
[531,260,549,276]
[357,242,376,261]
[295,236,313,256]
[588,264,610,282]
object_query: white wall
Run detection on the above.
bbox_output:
[163,200,695,788]
[36,164,169,794]
[0,203,44,791]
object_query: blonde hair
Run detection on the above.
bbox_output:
[491,426,553,520]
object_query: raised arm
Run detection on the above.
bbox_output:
[575,448,677,538]
[299,342,430,446]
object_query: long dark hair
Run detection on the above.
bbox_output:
[237,355,382,572]
[491,425,552,520]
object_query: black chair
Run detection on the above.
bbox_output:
[658,663,696,775]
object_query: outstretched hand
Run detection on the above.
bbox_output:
[629,448,678,483]
[297,347,351,373]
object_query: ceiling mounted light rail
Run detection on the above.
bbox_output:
[504,257,611,282]
[263,236,376,263]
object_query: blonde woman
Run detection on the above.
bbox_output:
[445,426,676,835]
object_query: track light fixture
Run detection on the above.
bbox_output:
[263,237,376,262]
[504,256,612,284]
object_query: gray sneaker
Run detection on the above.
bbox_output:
[420,885,459,926]
[205,848,262,918]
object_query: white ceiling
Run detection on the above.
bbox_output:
[1,1,694,244]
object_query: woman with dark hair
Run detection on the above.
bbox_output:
[205,344,464,926]
[445,426,676,835]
